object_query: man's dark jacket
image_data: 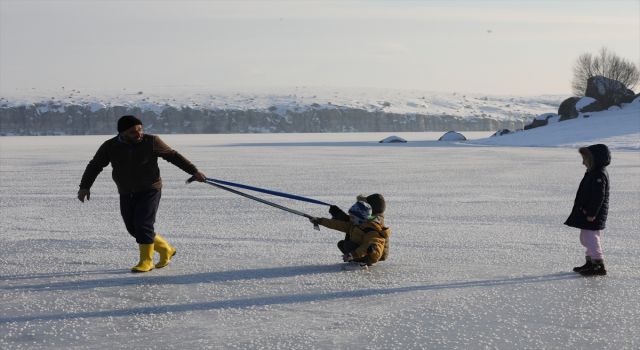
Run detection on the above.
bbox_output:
[80,134,198,194]
[564,144,610,230]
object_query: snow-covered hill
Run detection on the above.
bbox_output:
[0,87,562,135]
[469,96,640,150]
[0,86,562,118]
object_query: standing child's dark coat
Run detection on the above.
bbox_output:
[564,144,610,230]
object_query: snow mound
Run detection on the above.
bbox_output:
[379,135,408,143]
[438,131,467,141]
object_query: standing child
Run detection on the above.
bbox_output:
[565,144,610,276]
[311,200,391,267]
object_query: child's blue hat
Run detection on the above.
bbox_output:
[348,201,373,221]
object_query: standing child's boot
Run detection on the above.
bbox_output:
[573,256,592,272]
[579,259,607,276]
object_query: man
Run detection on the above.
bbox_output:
[78,115,206,273]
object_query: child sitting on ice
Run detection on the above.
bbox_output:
[329,193,389,261]
[310,200,391,267]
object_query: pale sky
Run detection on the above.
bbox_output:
[1,0,638,96]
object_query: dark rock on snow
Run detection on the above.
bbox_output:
[491,129,512,137]
[585,75,636,108]
[558,97,581,121]
[525,113,558,130]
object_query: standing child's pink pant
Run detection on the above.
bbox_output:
[580,229,603,260]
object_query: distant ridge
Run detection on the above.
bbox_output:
[0,88,562,135]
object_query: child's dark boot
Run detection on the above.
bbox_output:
[579,259,607,276]
[573,256,592,272]
[337,240,358,255]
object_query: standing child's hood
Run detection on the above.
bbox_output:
[580,144,611,170]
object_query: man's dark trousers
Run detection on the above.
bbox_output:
[119,189,161,244]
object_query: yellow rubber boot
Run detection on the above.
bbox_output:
[131,243,155,273]
[153,234,177,268]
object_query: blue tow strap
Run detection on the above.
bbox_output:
[186,176,323,230]
[205,177,331,206]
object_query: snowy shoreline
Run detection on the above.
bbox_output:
[1,95,636,150]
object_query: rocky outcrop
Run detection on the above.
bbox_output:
[558,97,581,120]
[585,76,636,108]
[0,104,527,135]
[556,96,604,122]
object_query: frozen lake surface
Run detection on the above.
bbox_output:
[1,132,639,349]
